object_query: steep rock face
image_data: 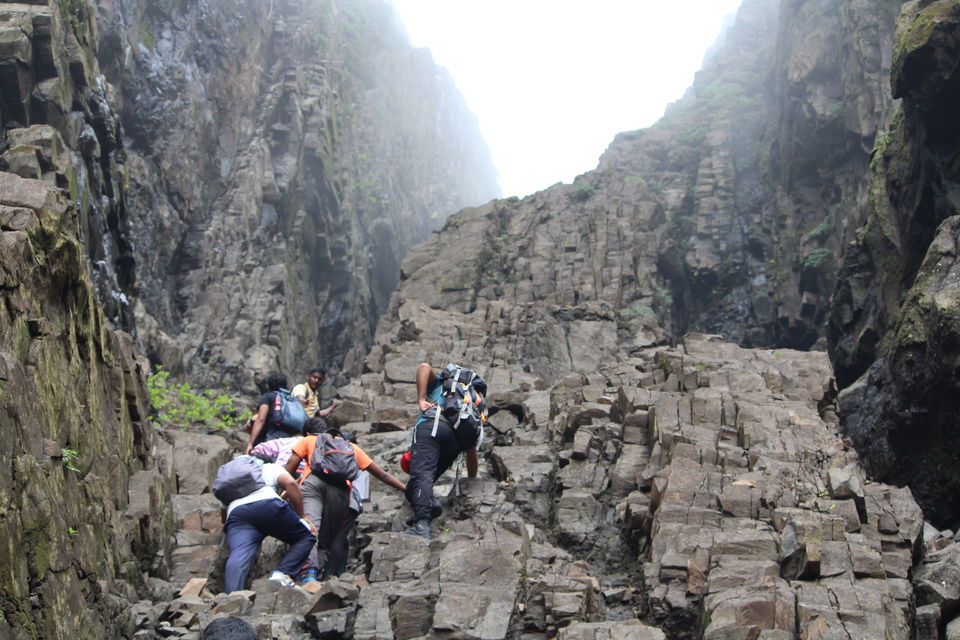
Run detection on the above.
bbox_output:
[0,0,134,329]
[0,169,174,639]
[830,0,960,529]
[594,0,903,351]
[93,0,499,392]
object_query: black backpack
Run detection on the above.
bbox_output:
[212,456,266,505]
[433,364,488,450]
[310,431,360,486]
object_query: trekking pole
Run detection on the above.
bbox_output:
[452,455,462,497]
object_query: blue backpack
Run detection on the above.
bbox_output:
[270,388,307,435]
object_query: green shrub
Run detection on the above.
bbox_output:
[652,283,673,306]
[802,217,831,245]
[569,181,595,202]
[620,304,655,321]
[803,248,832,270]
[147,367,239,430]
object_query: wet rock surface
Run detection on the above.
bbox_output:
[828,0,960,530]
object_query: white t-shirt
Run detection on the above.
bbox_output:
[226,462,284,518]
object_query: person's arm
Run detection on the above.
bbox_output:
[366,461,406,491]
[276,471,317,535]
[465,448,478,478]
[245,403,270,454]
[317,399,340,418]
[284,452,303,477]
[416,362,436,412]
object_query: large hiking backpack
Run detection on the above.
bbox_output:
[270,388,307,435]
[213,455,266,505]
[435,363,488,450]
[310,431,360,485]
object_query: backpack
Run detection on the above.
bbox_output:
[434,363,488,450]
[310,431,360,486]
[270,388,307,435]
[212,456,266,505]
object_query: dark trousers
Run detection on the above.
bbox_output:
[224,498,316,592]
[325,507,359,578]
[302,474,351,576]
[405,418,462,522]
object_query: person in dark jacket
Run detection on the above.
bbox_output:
[402,362,481,539]
[245,372,293,453]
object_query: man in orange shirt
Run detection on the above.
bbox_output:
[284,430,405,581]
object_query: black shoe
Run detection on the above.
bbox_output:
[405,499,443,526]
[402,519,432,539]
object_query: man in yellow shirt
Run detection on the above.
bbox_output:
[292,367,340,420]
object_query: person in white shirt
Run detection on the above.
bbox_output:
[219,456,318,591]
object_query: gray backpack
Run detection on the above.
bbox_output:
[310,431,360,486]
[213,456,266,505]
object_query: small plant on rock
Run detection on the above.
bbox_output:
[61,448,80,473]
[147,367,240,430]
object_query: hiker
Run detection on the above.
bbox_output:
[284,429,405,581]
[325,431,370,577]
[403,363,487,539]
[214,455,317,592]
[245,372,307,453]
[292,367,341,420]
[249,417,328,474]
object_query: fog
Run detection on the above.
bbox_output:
[392,0,743,198]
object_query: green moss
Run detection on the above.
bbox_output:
[139,23,155,52]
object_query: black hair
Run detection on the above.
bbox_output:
[303,417,328,435]
[308,366,326,376]
[201,617,257,640]
[265,372,287,391]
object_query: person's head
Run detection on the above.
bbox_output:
[303,417,328,436]
[265,372,287,392]
[306,367,325,390]
[201,616,257,640]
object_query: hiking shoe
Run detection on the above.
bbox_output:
[269,571,295,587]
[403,519,432,539]
[405,499,443,526]
[298,568,318,584]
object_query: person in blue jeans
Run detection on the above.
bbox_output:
[403,363,481,539]
[220,458,318,592]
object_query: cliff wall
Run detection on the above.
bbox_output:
[93,0,499,393]
[0,4,175,638]
[829,0,960,529]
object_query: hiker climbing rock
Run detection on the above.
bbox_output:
[213,455,317,592]
[245,372,308,453]
[284,429,406,581]
[292,366,340,420]
[403,362,488,539]
[325,431,372,577]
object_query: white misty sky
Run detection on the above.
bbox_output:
[392,0,743,198]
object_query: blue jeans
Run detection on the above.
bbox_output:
[224,498,316,592]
